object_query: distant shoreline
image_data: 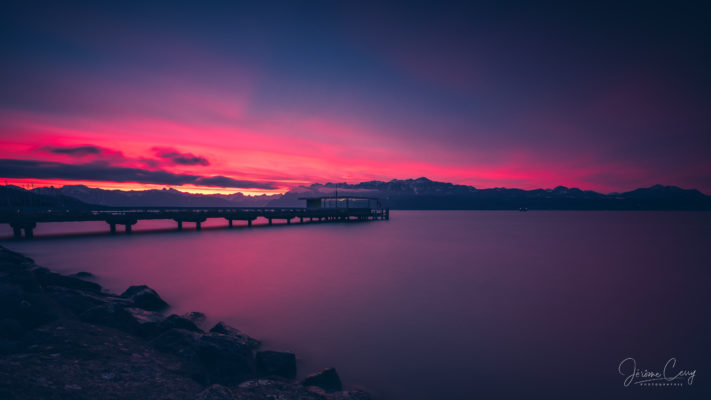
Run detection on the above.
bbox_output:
[3,180,711,211]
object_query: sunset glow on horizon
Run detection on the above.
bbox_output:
[2,2,710,194]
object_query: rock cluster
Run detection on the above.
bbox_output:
[0,246,373,400]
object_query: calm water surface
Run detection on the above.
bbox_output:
[2,211,710,399]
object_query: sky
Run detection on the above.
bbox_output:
[1,1,710,195]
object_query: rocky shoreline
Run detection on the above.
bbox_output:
[0,245,372,400]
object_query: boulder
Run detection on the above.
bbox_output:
[334,390,374,400]
[151,329,256,385]
[0,247,35,267]
[160,314,203,333]
[124,307,166,336]
[44,286,113,314]
[151,328,203,363]
[235,379,326,398]
[0,338,18,354]
[182,311,207,328]
[302,368,342,392]
[70,271,95,280]
[2,268,42,292]
[209,321,260,349]
[0,283,58,329]
[0,318,24,340]
[120,285,169,311]
[255,350,297,378]
[33,267,102,293]
[198,332,255,384]
[195,384,234,400]
[79,303,163,337]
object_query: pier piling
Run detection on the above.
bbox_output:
[10,222,36,239]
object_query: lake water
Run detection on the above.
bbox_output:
[2,211,710,399]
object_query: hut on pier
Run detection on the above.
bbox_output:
[298,196,382,210]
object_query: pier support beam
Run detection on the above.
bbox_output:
[268,218,272,225]
[11,222,37,239]
[106,218,136,235]
[176,218,205,231]
[228,219,233,228]
[300,217,304,223]
[248,219,252,227]
[287,218,291,225]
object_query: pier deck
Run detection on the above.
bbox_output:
[0,206,390,239]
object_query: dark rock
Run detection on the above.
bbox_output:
[0,283,58,329]
[255,350,297,378]
[0,317,205,398]
[235,379,329,399]
[160,314,203,333]
[151,328,202,363]
[121,285,169,311]
[124,307,166,336]
[44,286,111,314]
[151,329,255,384]
[0,318,25,340]
[182,311,207,328]
[33,267,102,293]
[1,268,41,292]
[0,247,35,266]
[337,390,375,400]
[79,303,163,337]
[149,328,208,383]
[198,332,255,384]
[302,368,342,392]
[70,271,95,280]
[0,338,19,354]
[209,321,260,349]
[195,384,234,400]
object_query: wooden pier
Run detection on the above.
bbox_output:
[0,196,389,239]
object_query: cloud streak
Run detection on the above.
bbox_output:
[41,145,105,157]
[0,159,276,189]
[152,147,209,166]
